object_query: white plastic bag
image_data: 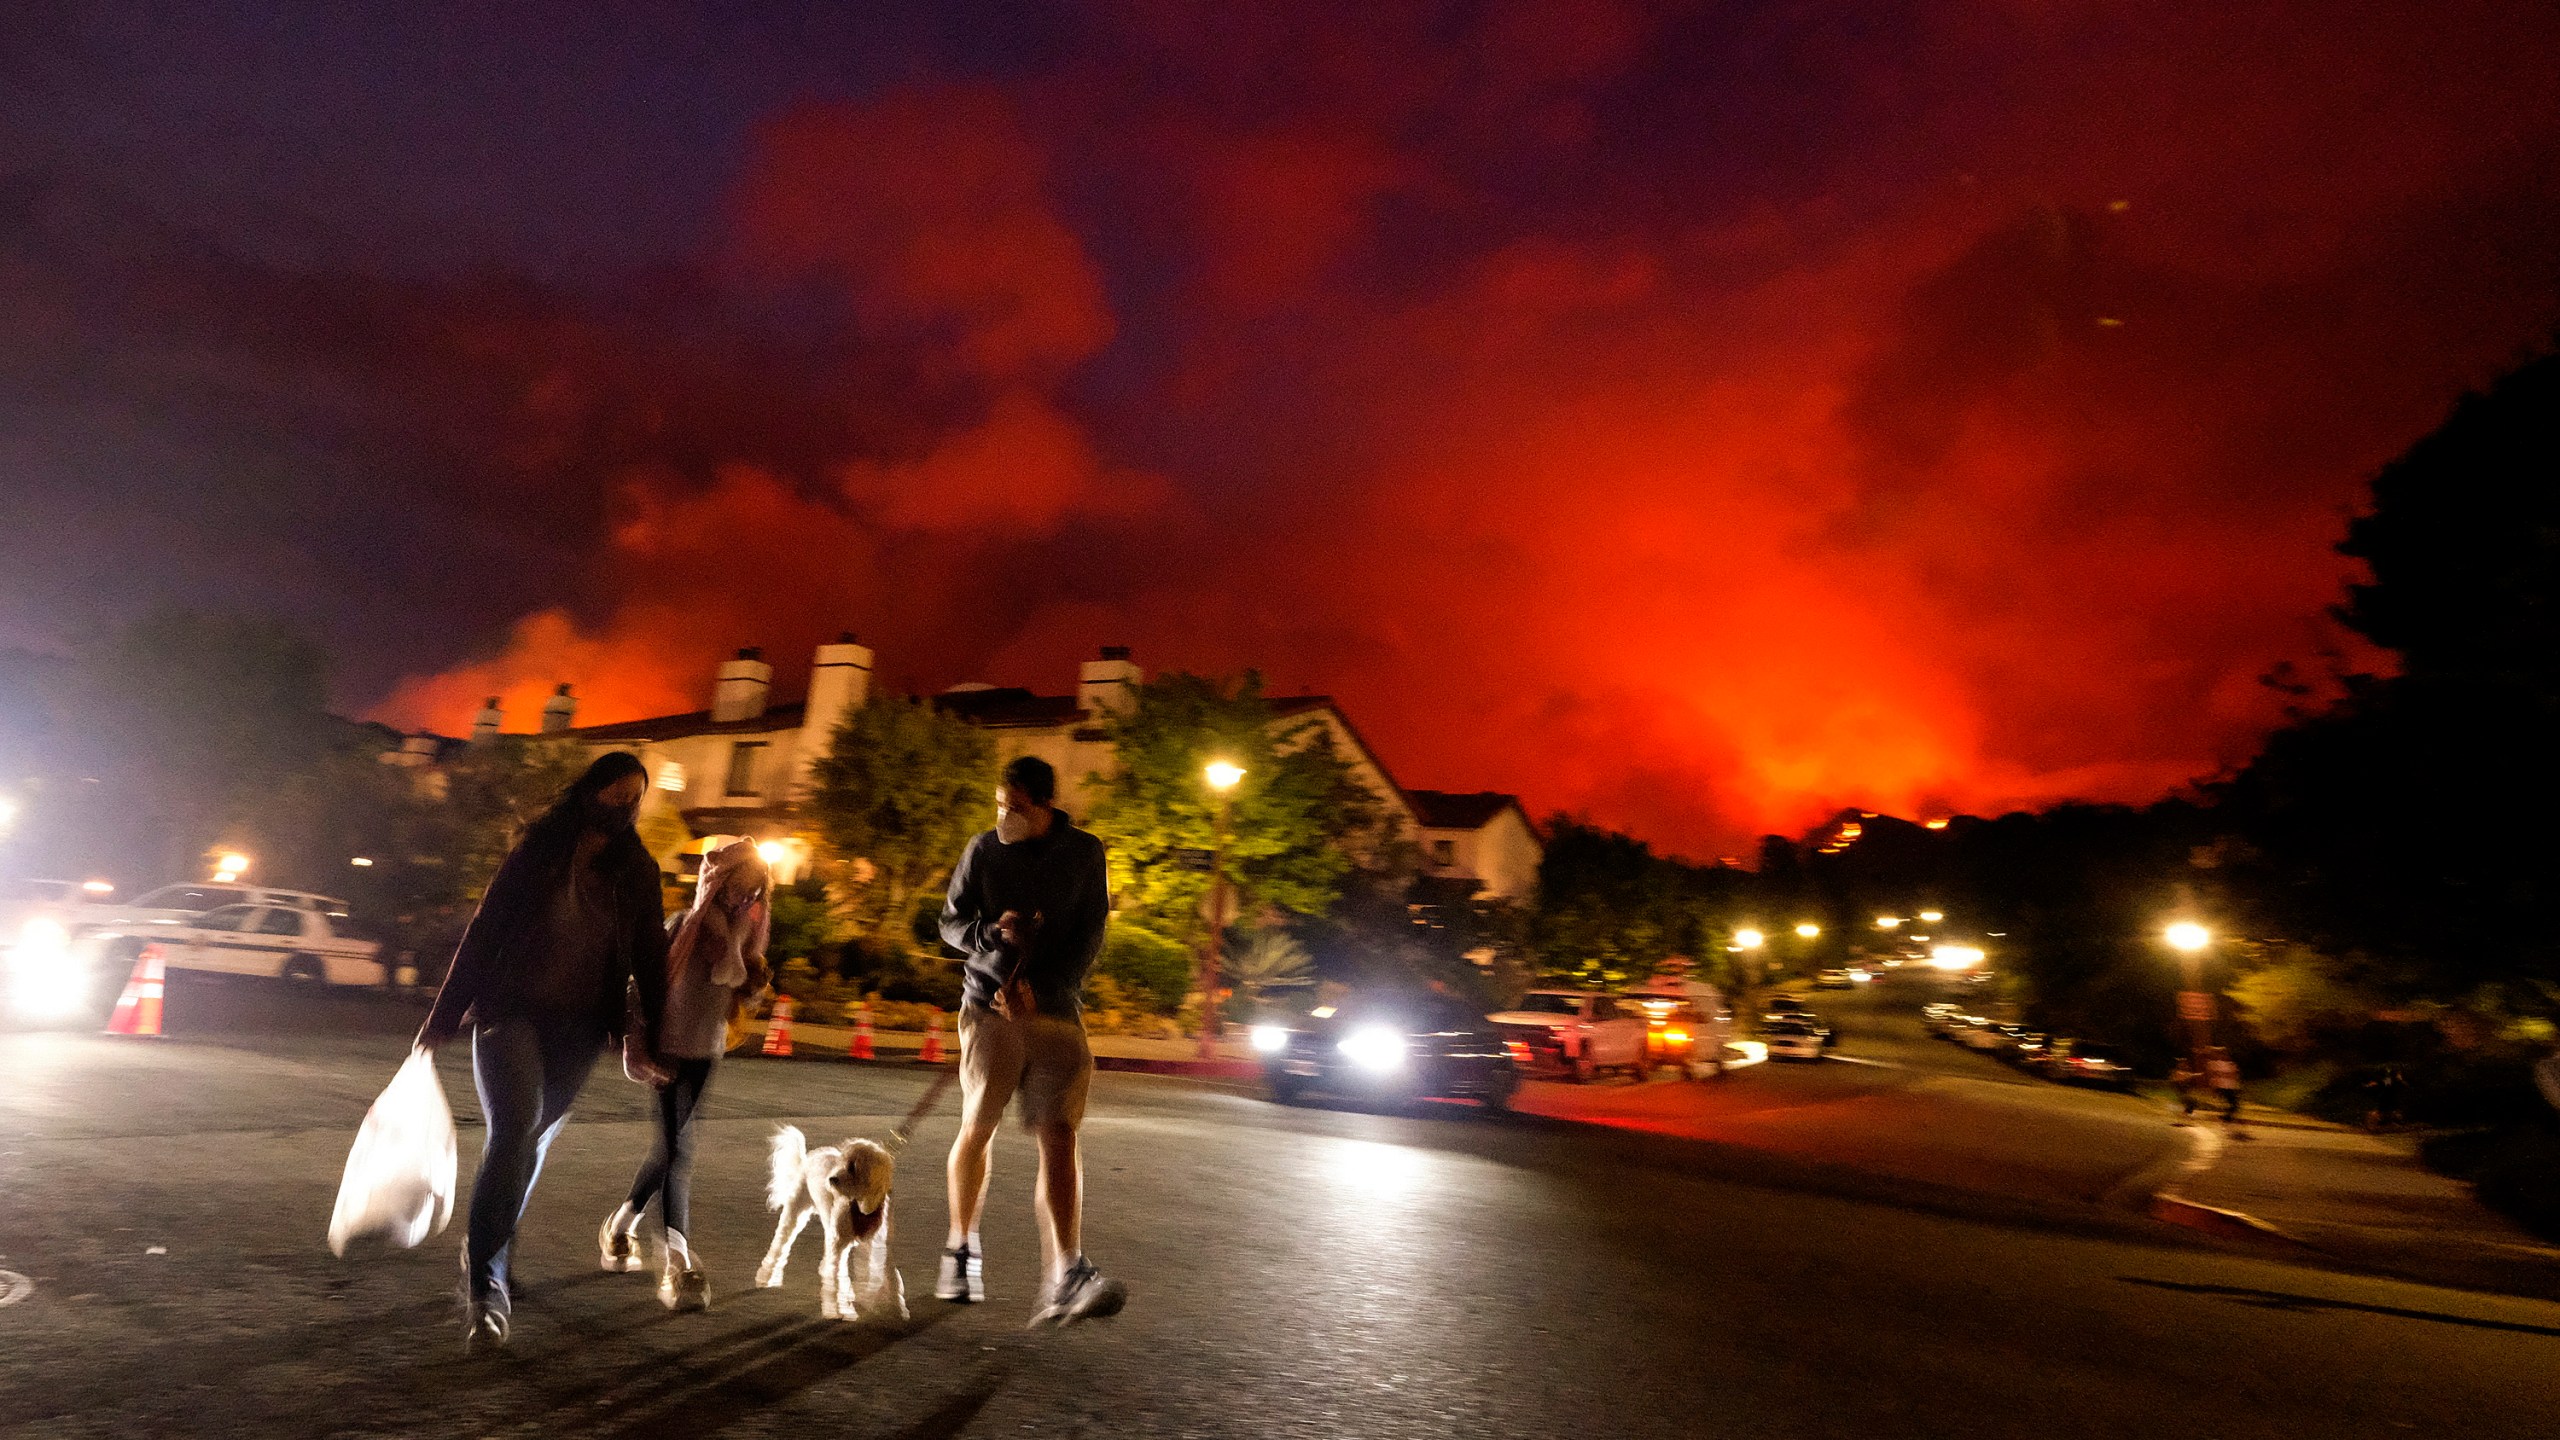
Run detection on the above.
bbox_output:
[327,1048,458,1257]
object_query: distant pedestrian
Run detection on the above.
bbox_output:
[2362,1065,2409,1131]
[2205,1049,2242,1123]
[2171,1058,2202,1118]
[416,751,670,1353]
[936,754,1125,1326]
[600,839,770,1311]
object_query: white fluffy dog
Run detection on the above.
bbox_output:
[756,1125,906,1322]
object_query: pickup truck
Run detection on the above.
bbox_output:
[1487,989,1653,1082]
[91,901,384,987]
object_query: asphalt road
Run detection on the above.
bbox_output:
[1512,969,2194,1211]
[4,975,2558,1439]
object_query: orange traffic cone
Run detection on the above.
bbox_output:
[761,994,795,1057]
[104,945,168,1038]
[850,1001,876,1061]
[918,1007,945,1065]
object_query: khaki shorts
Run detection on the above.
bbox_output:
[958,1002,1094,1132]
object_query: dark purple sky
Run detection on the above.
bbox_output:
[4,1,2556,853]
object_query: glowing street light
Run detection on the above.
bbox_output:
[1919,910,1944,925]
[349,857,375,868]
[213,852,250,881]
[1794,922,1821,940]
[756,840,789,868]
[1874,916,1902,930]
[1198,761,1245,1059]
[1733,927,1766,951]
[2164,921,2217,1087]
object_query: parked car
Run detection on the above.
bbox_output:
[1763,1006,1835,1047]
[1765,1018,1827,1062]
[1921,1002,1966,1036]
[2008,1031,2054,1068]
[1253,988,1520,1109]
[1487,989,1653,1083]
[2042,1040,2138,1091]
[1813,968,1855,990]
[1954,1017,2011,1052]
[70,882,349,952]
[81,902,383,987]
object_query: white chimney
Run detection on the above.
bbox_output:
[796,632,874,786]
[713,647,772,723]
[540,683,578,734]
[1078,646,1142,719]
[471,696,503,743]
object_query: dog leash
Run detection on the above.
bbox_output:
[884,1066,962,1155]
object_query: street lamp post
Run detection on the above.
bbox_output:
[2165,921,2213,1082]
[1199,760,1244,1060]
[1732,926,1766,989]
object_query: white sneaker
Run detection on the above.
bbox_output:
[1029,1257,1126,1327]
[599,1203,643,1273]
[659,1230,709,1312]
[936,1243,984,1303]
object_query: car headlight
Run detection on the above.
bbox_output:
[8,918,85,1017]
[1338,1025,1408,1073]
[16,917,70,956]
[1250,1024,1290,1054]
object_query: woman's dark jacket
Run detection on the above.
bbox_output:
[422,829,669,1042]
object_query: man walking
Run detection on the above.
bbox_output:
[937,755,1126,1326]
[2205,1047,2244,1125]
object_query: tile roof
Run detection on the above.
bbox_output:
[930,687,1089,728]
[1405,789,1527,831]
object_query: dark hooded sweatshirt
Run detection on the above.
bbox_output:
[423,828,669,1043]
[939,810,1111,1017]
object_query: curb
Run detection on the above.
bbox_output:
[734,1036,1261,1082]
[2145,1193,2308,1247]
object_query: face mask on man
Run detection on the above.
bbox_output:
[996,801,1039,845]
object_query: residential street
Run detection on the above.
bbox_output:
[1517,970,2194,1212]
[5,976,2558,1438]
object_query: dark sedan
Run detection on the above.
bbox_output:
[1250,989,1521,1110]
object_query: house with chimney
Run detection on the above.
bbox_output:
[426,640,1475,887]
[1405,791,1542,903]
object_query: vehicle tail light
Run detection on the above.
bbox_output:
[1504,1040,1531,1064]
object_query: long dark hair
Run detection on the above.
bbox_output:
[515,750,650,883]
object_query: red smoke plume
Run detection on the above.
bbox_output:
[366,1,2560,855]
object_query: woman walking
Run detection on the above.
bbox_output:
[417,751,670,1353]
[599,839,771,1310]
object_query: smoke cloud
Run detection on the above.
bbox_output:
[5,1,2556,854]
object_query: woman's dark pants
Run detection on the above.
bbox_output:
[624,1058,716,1236]
[465,1017,603,1312]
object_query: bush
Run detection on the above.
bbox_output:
[1093,923,1194,1014]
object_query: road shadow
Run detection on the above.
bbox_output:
[589,1309,961,1440]
[423,1306,960,1437]
[2117,1276,2560,1337]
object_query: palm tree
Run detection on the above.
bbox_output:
[1224,927,1313,1010]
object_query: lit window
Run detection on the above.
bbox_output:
[656,762,686,793]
